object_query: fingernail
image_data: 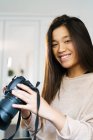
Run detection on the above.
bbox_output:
[17,84,21,86]
[12,90,16,94]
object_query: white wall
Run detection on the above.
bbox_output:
[0,0,92,16]
[0,0,93,38]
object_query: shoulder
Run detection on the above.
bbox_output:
[62,72,93,83]
[61,73,93,94]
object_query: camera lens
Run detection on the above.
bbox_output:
[0,76,26,130]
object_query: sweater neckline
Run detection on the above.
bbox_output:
[64,72,93,81]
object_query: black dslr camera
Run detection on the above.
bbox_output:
[0,76,38,130]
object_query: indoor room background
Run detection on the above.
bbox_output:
[0,0,93,139]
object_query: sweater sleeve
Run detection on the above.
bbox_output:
[56,115,93,140]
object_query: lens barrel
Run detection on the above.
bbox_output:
[0,76,27,130]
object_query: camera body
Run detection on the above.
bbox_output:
[0,76,35,130]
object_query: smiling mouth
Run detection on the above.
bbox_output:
[59,54,71,62]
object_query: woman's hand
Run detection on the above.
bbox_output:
[12,84,53,121]
[12,84,66,131]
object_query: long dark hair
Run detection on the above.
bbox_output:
[42,14,93,104]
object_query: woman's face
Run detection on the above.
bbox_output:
[52,25,80,72]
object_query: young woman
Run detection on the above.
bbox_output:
[12,15,93,140]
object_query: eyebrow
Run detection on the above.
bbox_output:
[62,35,71,39]
[52,35,71,42]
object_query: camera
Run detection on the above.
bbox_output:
[0,76,37,130]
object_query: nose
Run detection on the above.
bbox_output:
[58,42,66,52]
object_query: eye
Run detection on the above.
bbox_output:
[52,43,58,48]
[64,39,72,44]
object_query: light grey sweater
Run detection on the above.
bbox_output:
[25,73,93,140]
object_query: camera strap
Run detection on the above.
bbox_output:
[33,81,40,140]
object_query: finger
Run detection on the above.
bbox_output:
[12,104,30,111]
[2,86,7,93]
[13,89,31,98]
[17,84,34,94]
[12,90,31,103]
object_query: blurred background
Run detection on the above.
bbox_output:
[0,0,93,139]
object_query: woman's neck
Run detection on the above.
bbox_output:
[67,66,87,78]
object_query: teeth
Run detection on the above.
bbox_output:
[59,54,71,61]
[62,54,69,58]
